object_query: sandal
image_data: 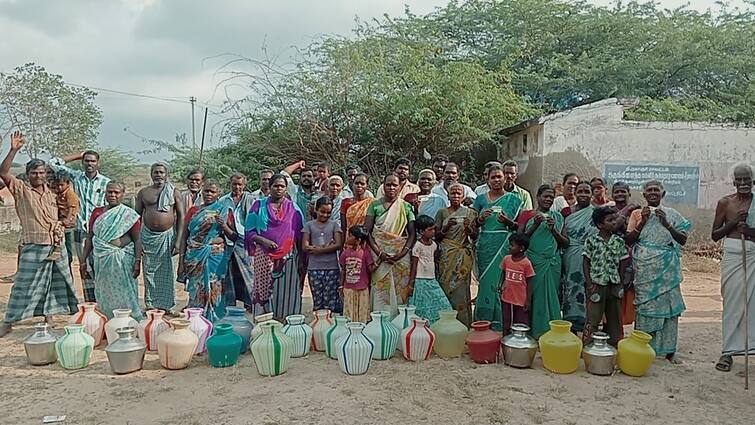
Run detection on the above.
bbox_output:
[715,355,733,372]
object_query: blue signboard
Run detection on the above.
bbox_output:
[603,163,700,205]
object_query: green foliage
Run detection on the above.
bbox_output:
[229,35,535,179]
[0,63,103,157]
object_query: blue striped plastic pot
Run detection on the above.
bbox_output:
[336,322,374,375]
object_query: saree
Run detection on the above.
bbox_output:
[369,199,415,318]
[632,207,691,355]
[525,212,564,338]
[184,202,229,323]
[91,204,144,321]
[436,206,478,327]
[473,193,523,331]
[344,197,374,231]
[562,205,597,331]
[245,197,303,313]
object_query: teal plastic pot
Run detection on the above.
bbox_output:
[206,323,243,368]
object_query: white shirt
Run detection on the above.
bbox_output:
[412,240,437,279]
[474,184,489,196]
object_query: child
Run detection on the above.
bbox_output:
[303,196,343,314]
[339,225,377,323]
[47,170,80,262]
[500,232,535,335]
[408,215,451,324]
[582,206,629,346]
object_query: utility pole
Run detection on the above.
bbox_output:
[189,96,196,149]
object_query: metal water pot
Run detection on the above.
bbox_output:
[105,327,146,375]
[24,323,58,366]
[582,332,616,376]
[501,324,538,368]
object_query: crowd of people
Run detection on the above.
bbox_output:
[0,130,753,373]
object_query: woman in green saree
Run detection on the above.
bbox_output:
[365,174,417,318]
[435,183,478,327]
[521,184,569,338]
[472,165,523,331]
[561,181,596,331]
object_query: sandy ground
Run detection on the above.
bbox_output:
[0,255,752,425]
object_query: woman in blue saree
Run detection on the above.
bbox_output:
[179,180,235,322]
[626,180,691,362]
[472,165,523,331]
[561,181,596,331]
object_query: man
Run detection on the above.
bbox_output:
[431,162,476,204]
[711,163,755,372]
[432,154,449,182]
[251,169,273,201]
[219,173,256,311]
[474,161,502,196]
[50,149,110,302]
[281,160,321,219]
[551,173,579,212]
[501,160,533,211]
[0,132,79,337]
[181,168,204,211]
[377,158,420,198]
[135,163,185,313]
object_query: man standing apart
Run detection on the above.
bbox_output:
[51,149,110,302]
[135,163,185,313]
[219,173,257,310]
[377,158,420,199]
[181,168,204,211]
[0,132,79,337]
[251,169,273,201]
[501,160,533,211]
[711,163,755,372]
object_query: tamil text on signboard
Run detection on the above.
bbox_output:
[603,163,700,205]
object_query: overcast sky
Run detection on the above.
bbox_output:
[0,0,744,162]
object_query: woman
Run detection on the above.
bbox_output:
[472,165,523,331]
[521,184,568,338]
[405,169,447,219]
[245,174,304,319]
[341,173,374,235]
[365,174,417,317]
[561,181,596,331]
[626,180,690,362]
[180,180,234,322]
[82,182,144,321]
[591,177,614,207]
[435,183,478,326]
[551,173,579,212]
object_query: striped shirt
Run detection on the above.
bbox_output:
[50,158,110,232]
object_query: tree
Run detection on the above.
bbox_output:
[0,63,102,158]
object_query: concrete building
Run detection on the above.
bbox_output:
[497,98,755,239]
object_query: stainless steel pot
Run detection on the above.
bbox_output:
[582,332,616,376]
[105,327,146,375]
[501,324,538,368]
[24,323,58,366]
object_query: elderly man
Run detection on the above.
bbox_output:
[0,132,79,337]
[251,169,274,201]
[51,149,110,302]
[181,168,204,211]
[219,172,257,311]
[135,163,185,312]
[500,160,533,211]
[711,163,755,372]
[377,158,420,199]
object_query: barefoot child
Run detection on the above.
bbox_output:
[339,225,377,323]
[303,196,343,314]
[47,170,80,262]
[408,215,451,323]
[582,206,629,346]
[500,232,535,335]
